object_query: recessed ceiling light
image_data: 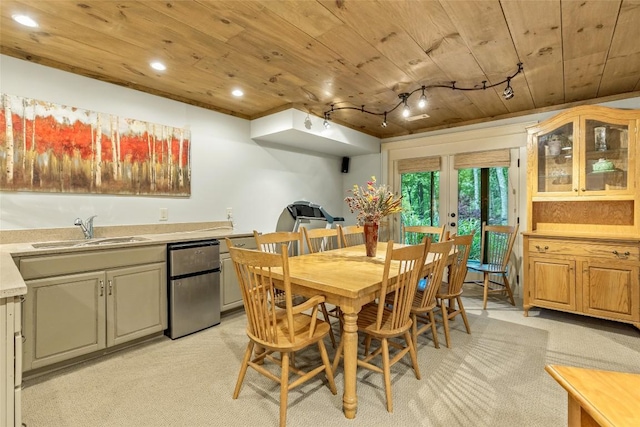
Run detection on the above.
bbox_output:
[150,61,166,71]
[232,89,244,97]
[12,14,38,28]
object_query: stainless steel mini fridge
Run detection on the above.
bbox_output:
[166,240,221,339]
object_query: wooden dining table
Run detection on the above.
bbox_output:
[275,241,436,419]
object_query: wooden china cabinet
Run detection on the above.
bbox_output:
[523,105,640,328]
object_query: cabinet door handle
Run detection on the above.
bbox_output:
[535,245,549,252]
[573,188,578,192]
[100,280,104,296]
[580,188,586,192]
[108,279,113,295]
[612,250,630,259]
[236,243,246,247]
[20,296,26,342]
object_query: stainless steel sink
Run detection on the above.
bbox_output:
[31,240,88,249]
[32,236,150,249]
[81,237,150,246]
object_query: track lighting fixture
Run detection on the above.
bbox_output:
[503,78,514,100]
[321,63,523,128]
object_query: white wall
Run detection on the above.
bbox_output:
[340,153,382,225]
[0,55,355,232]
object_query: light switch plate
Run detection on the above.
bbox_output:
[159,208,168,221]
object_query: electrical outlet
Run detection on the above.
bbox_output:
[226,208,233,220]
[159,208,168,221]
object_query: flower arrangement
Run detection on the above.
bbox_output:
[344,176,402,224]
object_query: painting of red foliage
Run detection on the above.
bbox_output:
[0,93,191,196]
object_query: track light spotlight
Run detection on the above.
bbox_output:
[503,78,514,100]
[400,93,410,118]
[323,112,331,128]
[418,86,427,109]
[381,112,388,128]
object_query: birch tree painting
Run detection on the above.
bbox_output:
[0,93,191,196]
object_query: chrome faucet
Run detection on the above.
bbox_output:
[74,215,97,239]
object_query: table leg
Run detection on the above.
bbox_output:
[342,311,358,418]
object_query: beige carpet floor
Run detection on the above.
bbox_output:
[21,285,640,427]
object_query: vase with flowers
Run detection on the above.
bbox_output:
[344,176,403,257]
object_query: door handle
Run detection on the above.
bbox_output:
[108,279,113,295]
[20,295,26,343]
[99,280,104,296]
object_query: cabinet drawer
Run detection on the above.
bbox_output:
[19,245,166,280]
[528,239,639,261]
[219,236,257,253]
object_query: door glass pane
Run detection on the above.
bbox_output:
[537,123,574,193]
[458,167,510,261]
[400,171,440,244]
[584,119,628,191]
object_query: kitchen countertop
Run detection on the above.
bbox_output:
[0,221,253,299]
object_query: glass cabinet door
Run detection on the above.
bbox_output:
[536,121,575,194]
[582,118,629,193]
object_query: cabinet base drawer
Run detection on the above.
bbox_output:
[219,236,257,253]
[528,240,639,261]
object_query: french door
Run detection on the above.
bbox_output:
[448,165,514,261]
[399,150,519,262]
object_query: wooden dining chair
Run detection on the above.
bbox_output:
[253,230,302,257]
[337,224,365,247]
[254,230,336,348]
[436,233,474,348]
[301,226,341,253]
[466,222,519,309]
[228,241,337,427]
[300,226,339,347]
[402,224,447,245]
[410,239,454,349]
[332,239,429,412]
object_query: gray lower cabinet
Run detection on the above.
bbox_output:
[220,236,256,312]
[107,263,166,347]
[24,271,106,370]
[19,246,166,372]
[221,254,243,311]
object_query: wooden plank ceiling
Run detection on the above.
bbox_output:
[1,0,639,138]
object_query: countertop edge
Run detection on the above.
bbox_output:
[0,249,27,298]
[0,227,254,299]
